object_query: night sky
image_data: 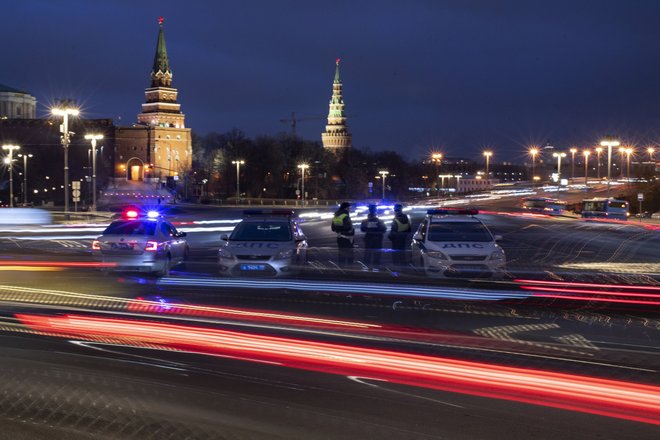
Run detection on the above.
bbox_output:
[3,0,660,162]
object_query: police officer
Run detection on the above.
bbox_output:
[360,204,386,271]
[331,202,355,267]
[389,203,411,266]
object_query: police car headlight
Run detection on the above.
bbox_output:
[425,251,447,260]
[218,248,233,259]
[274,249,295,260]
[490,250,505,260]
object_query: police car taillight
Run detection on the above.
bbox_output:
[122,208,139,220]
[427,208,479,216]
[144,241,158,251]
[92,240,101,250]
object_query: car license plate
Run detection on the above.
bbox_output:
[240,264,266,271]
[111,243,133,250]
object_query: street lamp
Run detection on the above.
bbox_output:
[595,147,603,179]
[297,163,309,205]
[618,147,626,178]
[569,148,577,180]
[625,147,633,180]
[231,160,245,201]
[529,147,539,183]
[17,153,33,205]
[483,151,492,179]
[431,153,443,197]
[647,147,655,162]
[553,152,567,186]
[52,105,79,213]
[378,170,389,199]
[599,138,620,196]
[2,144,20,207]
[583,150,590,186]
[84,134,103,211]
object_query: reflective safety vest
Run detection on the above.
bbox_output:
[333,213,348,227]
[394,217,411,232]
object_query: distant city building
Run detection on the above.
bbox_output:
[321,59,352,151]
[0,84,36,119]
[114,18,192,182]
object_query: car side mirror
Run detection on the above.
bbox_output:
[177,231,187,238]
[494,234,503,241]
[413,232,423,241]
[221,234,229,241]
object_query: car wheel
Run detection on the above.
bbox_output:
[158,254,171,277]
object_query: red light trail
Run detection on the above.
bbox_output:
[16,314,660,426]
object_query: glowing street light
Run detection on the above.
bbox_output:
[553,152,567,185]
[297,163,310,205]
[648,147,655,161]
[599,138,620,196]
[2,144,20,207]
[569,148,578,180]
[84,134,103,211]
[529,147,539,183]
[431,153,442,197]
[625,147,633,180]
[231,160,245,201]
[483,151,492,179]
[378,170,389,199]
[583,150,591,186]
[52,104,79,213]
[17,153,33,205]
[595,147,603,179]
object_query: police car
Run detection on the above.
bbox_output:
[92,207,189,276]
[218,210,308,277]
[411,209,505,278]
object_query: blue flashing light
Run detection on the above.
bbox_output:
[146,210,160,219]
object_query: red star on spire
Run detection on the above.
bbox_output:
[336,58,341,65]
[158,16,164,25]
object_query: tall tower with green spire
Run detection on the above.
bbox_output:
[137,17,185,129]
[322,59,352,151]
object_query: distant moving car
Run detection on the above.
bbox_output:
[218,210,308,277]
[411,209,506,278]
[581,198,629,220]
[92,208,189,276]
[522,197,567,216]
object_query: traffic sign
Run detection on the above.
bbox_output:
[72,181,81,189]
[72,189,81,198]
[638,193,644,201]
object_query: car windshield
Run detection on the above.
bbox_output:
[103,220,157,236]
[230,221,292,241]
[428,221,492,242]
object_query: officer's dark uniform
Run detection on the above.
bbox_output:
[389,204,411,266]
[360,205,386,270]
[331,202,355,267]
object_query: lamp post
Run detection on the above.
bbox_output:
[625,147,633,180]
[600,138,620,197]
[84,134,103,212]
[297,163,309,205]
[595,147,603,179]
[583,150,590,186]
[569,148,577,180]
[2,145,20,207]
[378,170,389,199]
[483,151,492,184]
[231,160,245,201]
[529,147,539,183]
[52,105,79,213]
[648,147,655,161]
[17,153,33,205]
[553,152,567,189]
[431,153,442,197]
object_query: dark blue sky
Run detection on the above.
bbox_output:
[3,0,660,161]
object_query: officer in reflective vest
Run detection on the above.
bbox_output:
[389,203,411,266]
[331,202,355,267]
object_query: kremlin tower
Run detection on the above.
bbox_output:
[321,59,352,151]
